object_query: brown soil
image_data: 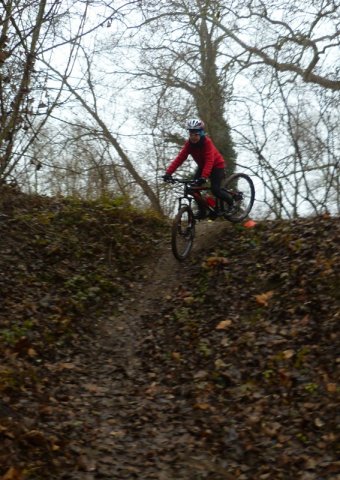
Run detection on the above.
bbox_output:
[1,194,338,480]
[50,220,231,479]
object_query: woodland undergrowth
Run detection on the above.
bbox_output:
[0,186,339,479]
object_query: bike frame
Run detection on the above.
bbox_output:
[173,179,223,216]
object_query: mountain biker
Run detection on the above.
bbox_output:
[163,118,234,218]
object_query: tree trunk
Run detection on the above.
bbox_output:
[195,15,236,175]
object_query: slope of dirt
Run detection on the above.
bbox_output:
[137,216,340,480]
[0,189,339,479]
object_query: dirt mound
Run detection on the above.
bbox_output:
[137,216,340,479]
[0,193,339,479]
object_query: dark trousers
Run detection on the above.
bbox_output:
[194,167,233,206]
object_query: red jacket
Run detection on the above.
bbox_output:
[166,136,225,178]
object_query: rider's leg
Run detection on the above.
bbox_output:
[210,168,234,206]
[192,168,207,219]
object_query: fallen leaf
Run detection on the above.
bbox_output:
[194,402,211,410]
[203,256,229,268]
[216,319,232,330]
[282,349,295,359]
[57,362,78,370]
[83,384,106,394]
[172,352,181,361]
[215,359,228,369]
[183,296,195,304]
[194,370,208,379]
[109,429,125,437]
[314,418,325,428]
[255,290,274,306]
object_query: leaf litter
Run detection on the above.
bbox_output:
[0,187,339,479]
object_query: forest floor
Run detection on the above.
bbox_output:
[48,222,230,479]
[0,189,339,480]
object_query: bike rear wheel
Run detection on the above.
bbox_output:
[171,206,195,261]
[222,173,255,222]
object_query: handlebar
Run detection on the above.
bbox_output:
[165,177,208,189]
[171,178,194,184]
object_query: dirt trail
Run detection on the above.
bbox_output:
[57,220,229,479]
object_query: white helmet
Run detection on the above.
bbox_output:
[186,118,205,130]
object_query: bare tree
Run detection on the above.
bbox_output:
[42,49,164,213]
[0,0,53,182]
[133,0,237,172]
[0,0,127,186]
[205,0,340,91]
[44,0,340,218]
[185,0,340,217]
[5,0,337,219]
[119,0,339,217]
[29,121,138,202]
[232,72,340,218]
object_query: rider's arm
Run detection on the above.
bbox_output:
[166,142,190,175]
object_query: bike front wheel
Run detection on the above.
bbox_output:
[171,206,195,261]
[223,173,255,223]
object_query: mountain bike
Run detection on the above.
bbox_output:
[168,173,255,261]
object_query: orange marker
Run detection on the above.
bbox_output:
[243,219,256,228]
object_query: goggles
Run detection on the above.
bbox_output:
[189,130,201,135]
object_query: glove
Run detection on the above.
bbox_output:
[163,173,173,183]
[195,177,207,186]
